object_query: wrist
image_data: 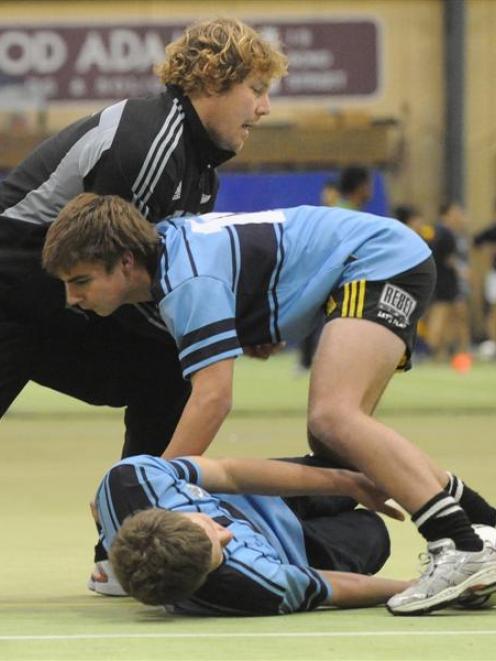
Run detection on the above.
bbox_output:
[333,469,359,499]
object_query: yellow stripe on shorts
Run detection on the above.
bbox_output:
[342,283,350,316]
[342,280,366,318]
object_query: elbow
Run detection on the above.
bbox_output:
[196,388,232,419]
[213,392,232,419]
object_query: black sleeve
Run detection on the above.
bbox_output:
[184,564,284,616]
[82,140,178,220]
[432,227,457,263]
[474,224,496,247]
[82,97,181,222]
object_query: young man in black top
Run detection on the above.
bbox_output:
[0,17,286,585]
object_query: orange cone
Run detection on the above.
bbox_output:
[451,352,472,373]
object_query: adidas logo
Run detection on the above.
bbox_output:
[172,181,182,200]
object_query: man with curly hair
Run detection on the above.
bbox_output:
[0,17,286,589]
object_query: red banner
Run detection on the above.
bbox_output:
[0,19,380,102]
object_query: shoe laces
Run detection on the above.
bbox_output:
[416,542,453,579]
[417,551,436,579]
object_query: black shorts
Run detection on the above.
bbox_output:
[284,495,390,575]
[278,456,390,575]
[324,255,436,370]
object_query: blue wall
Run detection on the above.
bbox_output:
[215,170,389,216]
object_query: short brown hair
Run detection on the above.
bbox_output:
[155,17,287,96]
[109,509,213,605]
[42,193,159,275]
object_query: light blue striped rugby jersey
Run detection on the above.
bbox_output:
[96,454,329,615]
[152,206,432,377]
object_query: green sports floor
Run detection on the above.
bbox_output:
[2,354,496,661]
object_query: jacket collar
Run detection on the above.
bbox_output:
[165,85,235,169]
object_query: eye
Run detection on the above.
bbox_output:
[251,84,267,97]
[71,277,91,287]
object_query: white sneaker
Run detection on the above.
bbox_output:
[387,538,496,615]
[456,590,496,609]
[456,524,496,609]
[87,560,128,597]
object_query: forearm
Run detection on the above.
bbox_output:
[196,457,402,520]
[319,571,411,608]
[204,458,360,496]
[162,359,234,459]
[162,393,230,459]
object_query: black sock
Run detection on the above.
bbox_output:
[413,491,483,552]
[445,473,496,526]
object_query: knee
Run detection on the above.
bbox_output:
[307,403,352,449]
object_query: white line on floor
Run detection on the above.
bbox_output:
[1,630,496,641]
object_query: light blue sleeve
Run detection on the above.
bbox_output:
[158,276,243,377]
[236,553,332,614]
[175,545,332,615]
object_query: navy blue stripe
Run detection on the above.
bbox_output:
[192,563,283,615]
[212,515,233,527]
[225,225,237,290]
[169,459,187,480]
[298,568,327,611]
[103,479,120,532]
[180,337,240,372]
[107,465,152,524]
[161,240,172,292]
[151,240,171,300]
[181,595,243,615]
[234,223,278,346]
[181,226,198,277]
[139,466,160,506]
[216,500,262,533]
[271,224,285,343]
[179,318,236,352]
[175,458,199,484]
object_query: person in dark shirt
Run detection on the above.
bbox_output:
[0,17,286,454]
[427,202,470,361]
[0,17,286,584]
[336,165,372,210]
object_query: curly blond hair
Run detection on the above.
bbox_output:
[155,17,287,96]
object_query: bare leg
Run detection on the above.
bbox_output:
[308,318,447,514]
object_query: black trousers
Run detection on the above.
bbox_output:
[278,456,390,574]
[285,495,390,574]
[0,270,190,458]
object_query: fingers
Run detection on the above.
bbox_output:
[244,342,286,359]
[380,502,406,521]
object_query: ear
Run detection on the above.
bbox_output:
[120,250,136,272]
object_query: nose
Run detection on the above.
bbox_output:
[257,92,271,116]
[65,283,83,307]
[218,525,234,547]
